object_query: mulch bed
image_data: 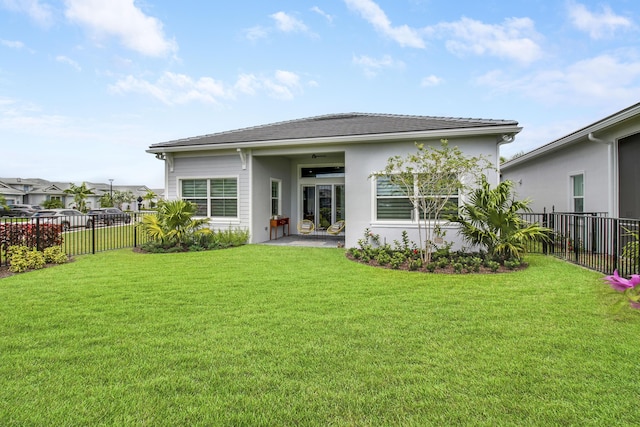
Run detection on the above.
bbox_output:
[345,252,528,274]
[0,258,75,279]
[0,266,13,279]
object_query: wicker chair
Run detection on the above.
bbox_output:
[327,220,346,235]
[297,219,315,235]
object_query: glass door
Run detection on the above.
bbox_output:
[302,186,316,222]
[302,184,345,229]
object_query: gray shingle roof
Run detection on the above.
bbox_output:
[150,112,519,149]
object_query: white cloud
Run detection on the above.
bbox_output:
[0,97,69,131]
[353,54,405,77]
[244,25,270,41]
[111,70,304,104]
[311,6,333,23]
[234,70,302,100]
[56,55,81,71]
[270,11,309,33]
[1,39,25,49]
[430,17,543,65]
[110,72,231,105]
[0,0,53,27]
[567,1,633,39]
[64,0,178,57]
[344,0,425,48]
[420,75,443,87]
[477,52,640,106]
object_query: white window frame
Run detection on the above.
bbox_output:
[178,176,239,219]
[372,174,460,223]
[569,172,585,213]
[270,178,281,217]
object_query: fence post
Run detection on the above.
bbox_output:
[590,214,596,254]
[573,215,579,262]
[134,213,138,248]
[35,216,42,251]
[613,218,618,273]
[542,208,548,255]
[91,217,96,255]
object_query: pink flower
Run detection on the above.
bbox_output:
[603,270,640,292]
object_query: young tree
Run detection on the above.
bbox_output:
[63,182,94,212]
[373,140,492,263]
[99,193,114,208]
[112,190,135,210]
[0,194,7,209]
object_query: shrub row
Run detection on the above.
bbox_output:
[7,245,68,273]
[348,229,523,274]
[0,223,63,252]
[141,227,250,253]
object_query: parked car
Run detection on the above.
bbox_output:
[4,204,42,217]
[87,208,132,226]
[32,209,93,231]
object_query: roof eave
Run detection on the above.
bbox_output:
[502,102,640,170]
[147,125,522,155]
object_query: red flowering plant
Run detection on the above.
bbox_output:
[0,222,63,252]
[603,270,640,310]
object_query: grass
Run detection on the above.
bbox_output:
[60,223,148,255]
[1,246,639,426]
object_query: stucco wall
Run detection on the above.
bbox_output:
[251,155,292,242]
[344,136,500,249]
[501,141,610,214]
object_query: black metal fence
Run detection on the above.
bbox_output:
[522,211,640,276]
[1,213,152,266]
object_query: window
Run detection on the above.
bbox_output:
[375,175,459,221]
[271,179,281,216]
[571,174,584,213]
[181,178,238,218]
[376,177,413,220]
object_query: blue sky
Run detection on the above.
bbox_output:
[1,0,638,188]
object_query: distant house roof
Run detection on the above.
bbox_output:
[148,113,520,152]
[502,102,640,170]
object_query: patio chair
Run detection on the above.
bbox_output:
[327,220,346,235]
[297,219,315,235]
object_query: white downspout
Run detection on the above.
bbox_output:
[588,133,615,217]
[497,134,515,186]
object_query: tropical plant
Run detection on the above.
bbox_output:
[143,190,157,208]
[603,270,640,310]
[373,140,492,263]
[448,176,550,262]
[0,194,7,209]
[99,193,114,208]
[63,182,94,212]
[141,199,211,248]
[621,226,639,270]
[42,198,64,209]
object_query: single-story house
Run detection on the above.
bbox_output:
[501,103,640,219]
[147,113,522,248]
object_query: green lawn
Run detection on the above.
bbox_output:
[1,246,639,426]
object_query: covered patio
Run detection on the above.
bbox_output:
[260,234,345,248]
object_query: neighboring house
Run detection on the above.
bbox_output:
[501,103,640,219]
[0,178,157,211]
[147,113,521,247]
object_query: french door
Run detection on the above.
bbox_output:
[302,184,345,229]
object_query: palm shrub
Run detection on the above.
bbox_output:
[448,176,550,262]
[141,200,211,249]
